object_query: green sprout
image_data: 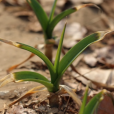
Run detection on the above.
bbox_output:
[79,87,106,114]
[0,24,110,93]
[27,0,96,61]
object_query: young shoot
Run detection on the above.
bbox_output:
[26,0,98,61]
[0,24,111,93]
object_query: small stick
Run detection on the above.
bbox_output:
[64,97,70,113]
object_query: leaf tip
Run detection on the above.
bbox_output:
[0,74,14,88]
[102,89,107,94]
[65,21,67,26]
[0,38,21,48]
[75,4,100,11]
[100,89,107,101]
[96,30,114,41]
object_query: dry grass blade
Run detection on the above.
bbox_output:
[7,44,38,73]
[0,75,9,82]
[9,85,46,107]
[7,53,34,73]
[0,39,21,47]
[60,85,82,107]
[0,74,14,88]
[0,78,14,87]
[76,4,100,11]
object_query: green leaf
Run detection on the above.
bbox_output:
[84,90,106,114]
[47,4,95,38]
[0,39,55,82]
[54,23,66,74]
[54,31,111,85]
[22,79,53,92]
[19,43,56,82]
[12,72,54,92]
[27,0,48,36]
[79,87,89,114]
[12,71,49,82]
[48,0,57,23]
[58,31,110,76]
[47,7,75,38]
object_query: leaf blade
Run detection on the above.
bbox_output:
[27,0,48,36]
[60,85,82,106]
[48,0,57,23]
[18,79,53,92]
[84,90,106,114]
[58,31,110,76]
[0,39,55,82]
[47,4,97,38]
[79,87,89,114]
[13,71,49,82]
[12,72,53,92]
[54,23,66,73]
[53,31,112,85]
[0,72,53,92]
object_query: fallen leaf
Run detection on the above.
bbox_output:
[3,0,25,6]
[66,23,87,38]
[63,23,87,48]
[72,0,103,4]
[72,68,114,90]
[60,85,82,107]
[96,46,114,65]
[100,0,114,19]
[7,104,37,114]
[78,68,110,84]
[28,22,42,32]
[13,11,33,17]
[7,53,35,73]
[83,54,97,67]
[89,94,114,114]
[63,39,77,49]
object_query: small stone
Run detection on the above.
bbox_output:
[0,91,9,99]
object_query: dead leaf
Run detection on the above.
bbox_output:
[7,104,37,114]
[13,11,33,17]
[76,68,111,84]
[28,22,42,32]
[100,0,114,19]
[66,23,87,38]
[96,46,114,65]
[83,45,114,68]
[83,54,97,67]
[72,0,103,4]
[9,85,46,107]
[63,39,77,49]
[96,94,114,114]
[3,0,25,6]
[7,45,38,73]
[60,85,82,107]
[63,23,87,48]
[72,67,114,91]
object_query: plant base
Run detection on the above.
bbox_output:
[48,93,59,107]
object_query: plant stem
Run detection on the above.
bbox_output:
[48,93,59,107]
[44,43,53,62]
